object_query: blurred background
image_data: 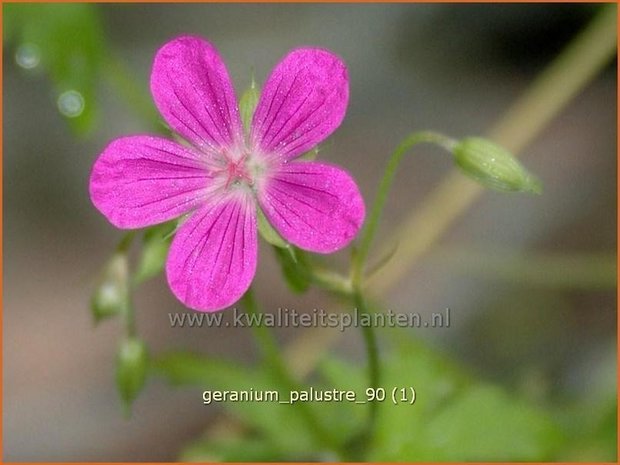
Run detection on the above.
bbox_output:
[3,3,616,461]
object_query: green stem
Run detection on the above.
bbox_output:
[242,287,281,363]
[116,231,137,337]
[241,288,339,452]
[348,132,457,457]
[352,131,457,287]
[309,267,353,297]
[355,290,379,436]
[116,230,136,254]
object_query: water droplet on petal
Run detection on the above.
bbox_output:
[15,43,40,69]
[57,90,85,118]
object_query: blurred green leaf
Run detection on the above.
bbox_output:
[91,252,130,324]
[134,222,176,284]
[116,338,149,416]
[4,3,105,134]
[368,331,562,461]
[154,351,322,457]
[424,385,561,460]
[554,345,617,461]
[180,436,290,462]
[273,246,311,294]
[316,357,367,443]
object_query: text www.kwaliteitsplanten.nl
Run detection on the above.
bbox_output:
[169,307,451,332]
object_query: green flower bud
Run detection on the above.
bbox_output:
[116,337,149,416]
[239,77,260,137]
[91,252,130,323]
[452,137,542,194]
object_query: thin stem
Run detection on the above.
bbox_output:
[355,290,379,434]
[339,289,380,461]
[241,288,339,452]
[242,287,281,363]
[352,131,456,288]
[116,231,137,337]
[116,230,136,254]
[309,267,353,297]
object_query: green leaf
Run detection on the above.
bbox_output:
[153,351,322,456]
[424,385,562,460]
[116,338,149,416]
[180,436,288,462]
[368,331,562,461]
[554,345,617,461]
[5,3,105,135]
[273,246,311,294]
[91,253,130,323]
[316,358,367,443]
[134,222,176,284]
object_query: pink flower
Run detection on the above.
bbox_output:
[90,36,365,312]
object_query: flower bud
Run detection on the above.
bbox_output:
[452,137,542,194]
[116,337,149,416]
[91,252,130,323]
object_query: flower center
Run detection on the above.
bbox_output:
[211,148,269,194]
[223,153,252,188]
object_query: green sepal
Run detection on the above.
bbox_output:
[134,221,176,284]
[299,146,320,161]
[239,77,260,137]
[273,246,311,294]
[257,207,289,249]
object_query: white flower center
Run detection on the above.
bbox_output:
[210,147,270,196]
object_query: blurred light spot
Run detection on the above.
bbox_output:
[57,90,85,118]
[15,43,41,70]
[99,282,121,308]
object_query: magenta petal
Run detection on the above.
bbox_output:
[151,36,242,152]
[166,195,257,312]
[259,161,364,253]
[89,136,212,229]
[251,48,349,160]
